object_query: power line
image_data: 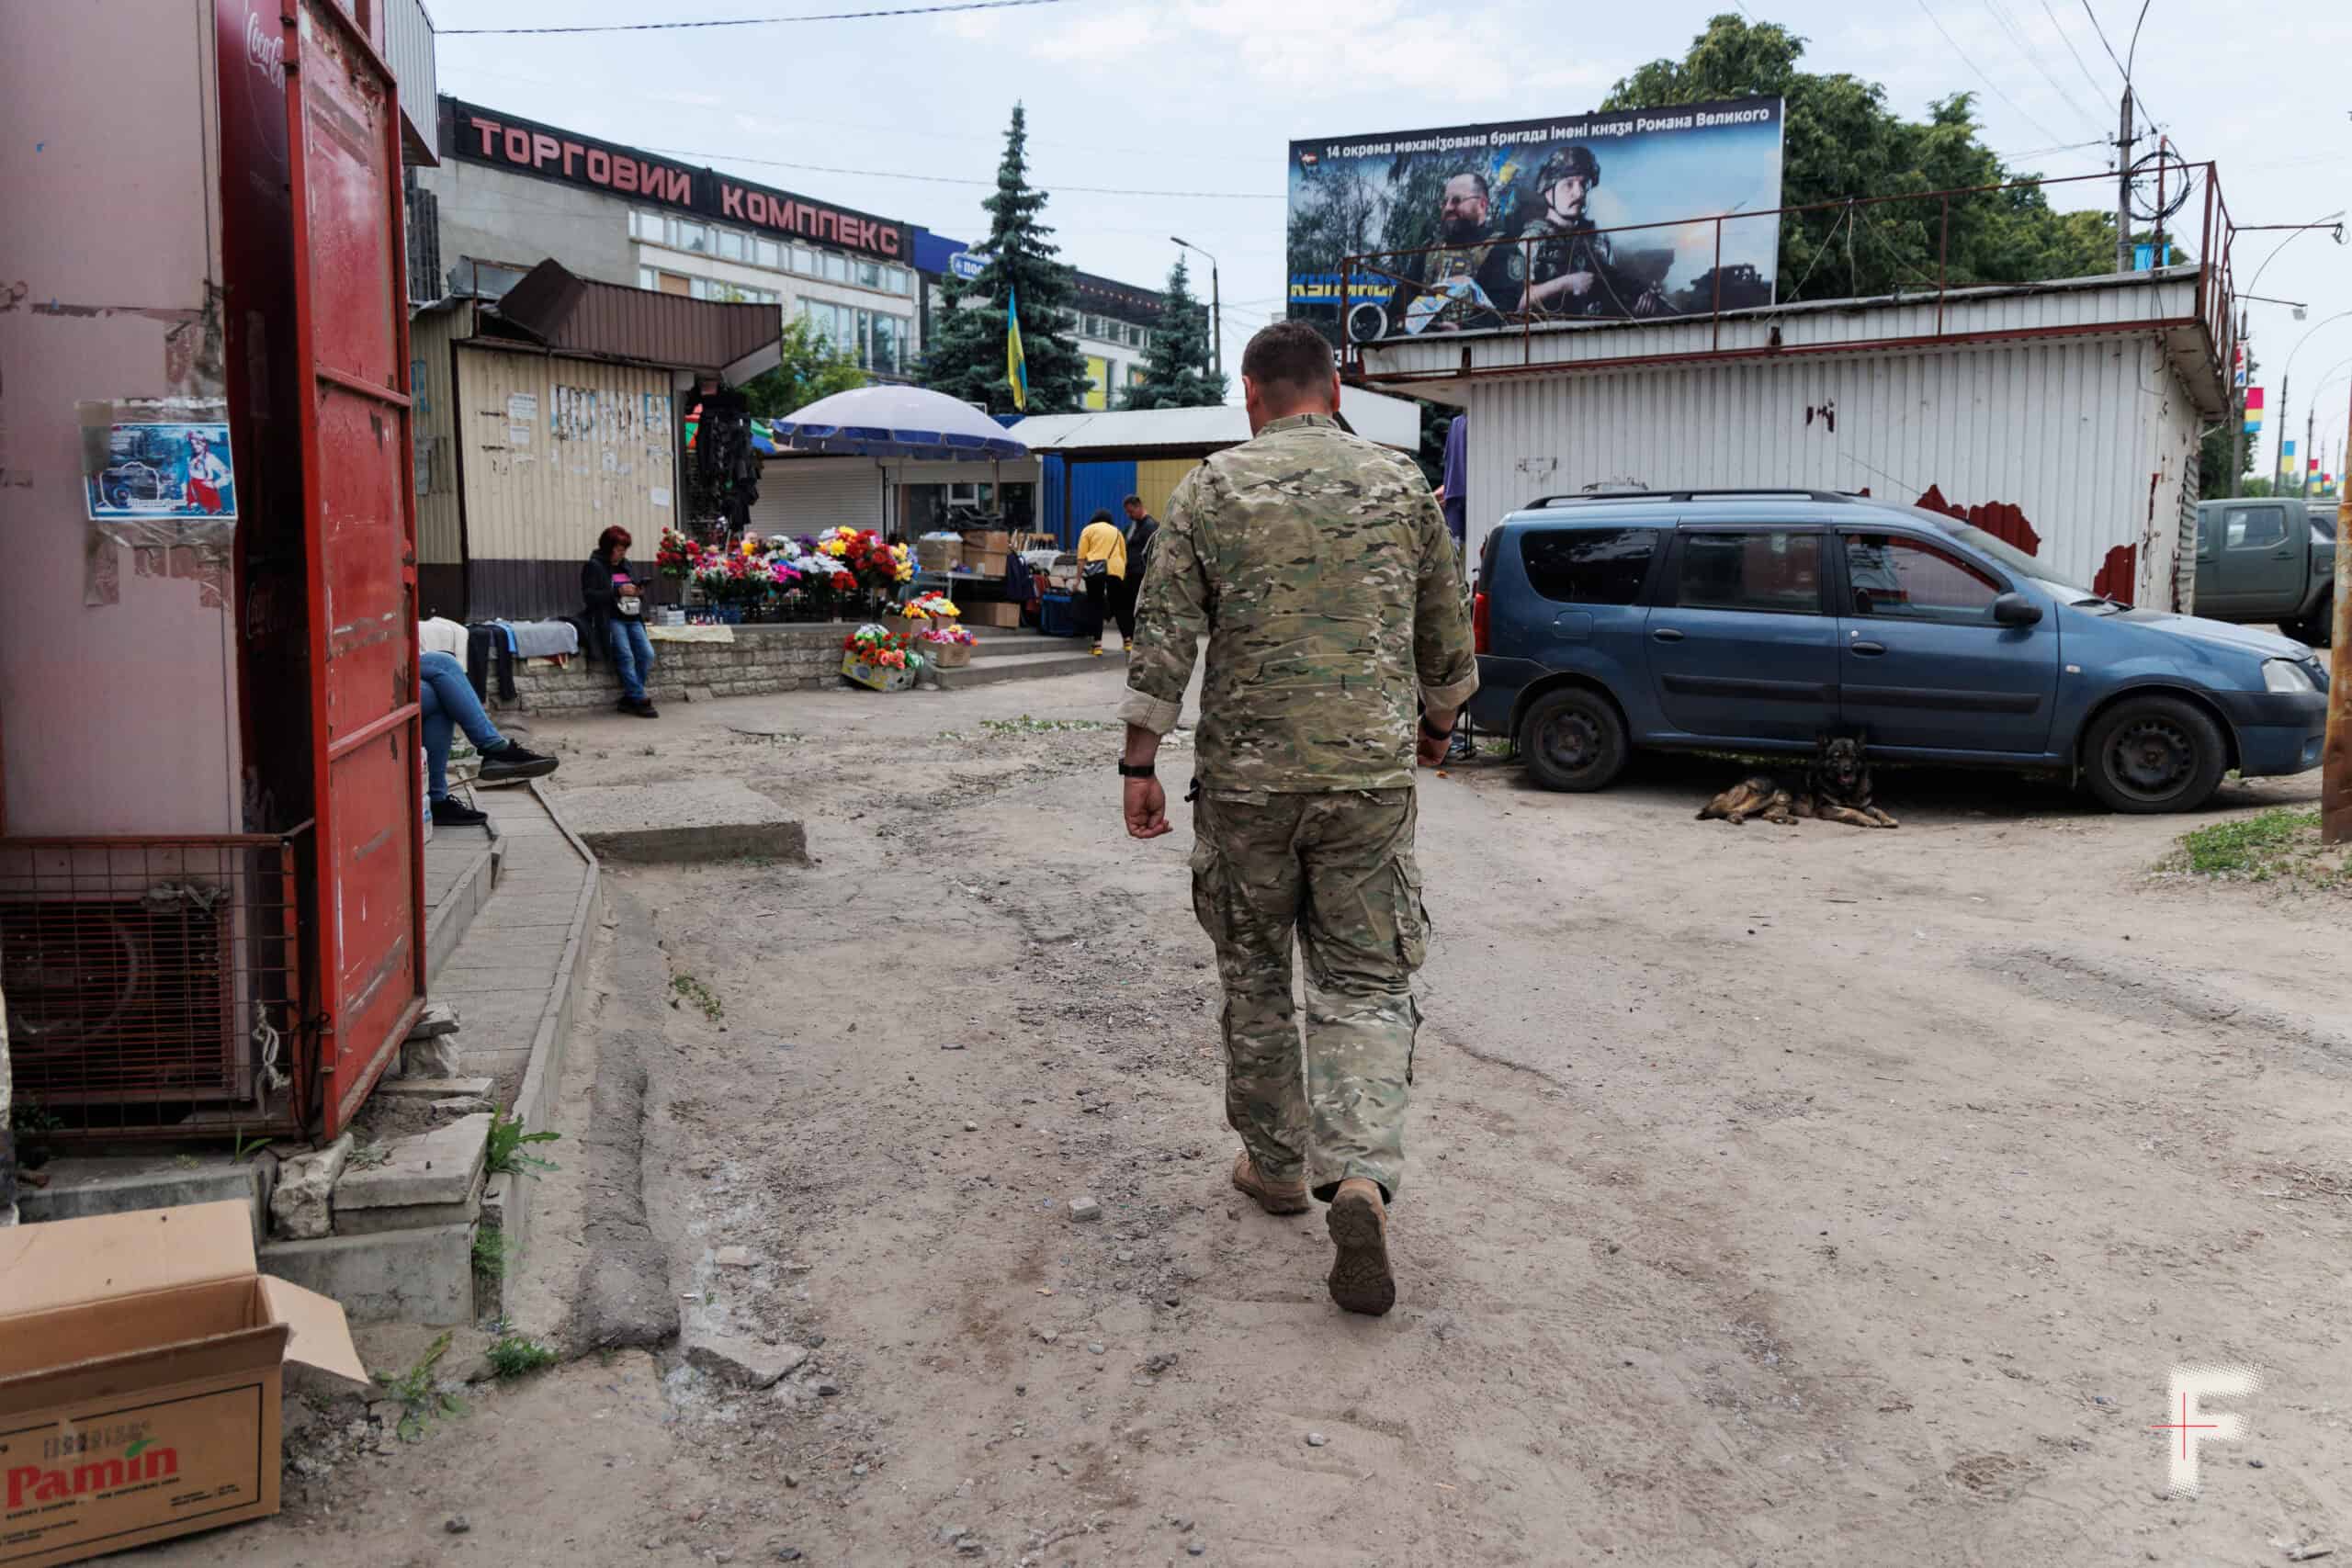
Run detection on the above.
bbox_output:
[1981,0,2109,137]
[639,142,1283,200]
[1915,1,2075,148]
[444,0,1075,36]
[2076,0,2167,141]
[2040,0,2111,100]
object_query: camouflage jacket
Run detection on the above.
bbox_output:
[1119,412,1479,792]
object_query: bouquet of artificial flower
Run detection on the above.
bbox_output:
[900,592,961,622]
[656,527,702,579]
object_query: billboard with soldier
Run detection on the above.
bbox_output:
[1286,98,1785,345]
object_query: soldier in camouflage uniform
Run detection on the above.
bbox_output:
[1117,321,1478,1315]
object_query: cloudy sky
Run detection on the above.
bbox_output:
[439,0,2347,470]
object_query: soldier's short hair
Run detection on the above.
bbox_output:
[1123,494,1143,509]
[1240,321,1336,402]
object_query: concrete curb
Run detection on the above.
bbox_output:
[489,779,602,1268]
[424,837,500,985]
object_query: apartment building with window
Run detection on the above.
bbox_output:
[418,96,922,378]
[913,232,1168,410]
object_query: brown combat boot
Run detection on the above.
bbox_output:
[1230,1151,1309,1215]
[1325,1178,1396,1316]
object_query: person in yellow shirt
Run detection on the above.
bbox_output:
[1077,508,1131,655]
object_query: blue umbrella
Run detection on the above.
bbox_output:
[767,385,1028,461]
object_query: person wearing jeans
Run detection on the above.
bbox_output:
[608,617,656,709]
[420,649,557,827]
[583,525,659,716]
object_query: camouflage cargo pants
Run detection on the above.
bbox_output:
[1190,787,1426,1202]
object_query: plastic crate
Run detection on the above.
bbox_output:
[1039,591,1080,637]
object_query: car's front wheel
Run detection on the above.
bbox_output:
[2082,694,2228,813]
[1518,687,1629,793]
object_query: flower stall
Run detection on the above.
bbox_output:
[655,525,912,625]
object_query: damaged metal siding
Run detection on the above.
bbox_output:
[455,344,674,610]
[1460,333,2205,611]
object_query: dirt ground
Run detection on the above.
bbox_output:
[150,663,2352,1568]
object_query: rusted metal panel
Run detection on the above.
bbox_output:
[286,0,424,1138]
[456,344,674,602]
[1457,332,2203,613]
[494,259,776,374]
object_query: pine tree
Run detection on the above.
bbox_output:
[918,104,1090,415]
[1121,256,1227,410]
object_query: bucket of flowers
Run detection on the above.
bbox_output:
[841,623,916,692]
[916,623,978,670]
[888,589,960,640]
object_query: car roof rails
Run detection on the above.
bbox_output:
[1525,490,1871,508]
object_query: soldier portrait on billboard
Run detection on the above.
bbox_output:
[1285,96,1784,348]
[1518,146,1670,321]
[1386,171,1523,335]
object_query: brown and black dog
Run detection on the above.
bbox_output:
[1697,736,1899,829]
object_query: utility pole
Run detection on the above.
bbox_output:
[2306,405,2318,497]
[2115,88,2136,275]
[2324,380,2352,842]
[1170,237,1222,389]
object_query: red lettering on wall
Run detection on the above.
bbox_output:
[662,167,692,204]
[503,127,531,164]
[614,157,639,194]
[561,140,584,176]
[585,147,610,185]
[720,184,746,220]
[531,132,560,169]
[468,116,501,157]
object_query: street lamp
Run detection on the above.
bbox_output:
[2280,310,2352,498]
[2224,214,2343,495]
[1170,236,1221,386]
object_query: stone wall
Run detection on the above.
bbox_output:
[487,624,847,716]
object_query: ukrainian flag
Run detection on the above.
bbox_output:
[1006,286,1030,412]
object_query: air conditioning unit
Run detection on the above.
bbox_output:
[0,841,284,1124]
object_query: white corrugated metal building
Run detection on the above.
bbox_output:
[1356,268,2231,610]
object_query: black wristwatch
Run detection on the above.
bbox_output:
[1419,714,1453,742]
[1117,761,1156,779]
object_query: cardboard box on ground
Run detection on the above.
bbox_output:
[0,1203,367,1566]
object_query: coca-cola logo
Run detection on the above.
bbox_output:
[245,6,285,91]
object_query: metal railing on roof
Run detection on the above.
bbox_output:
[1335,163,2235,388]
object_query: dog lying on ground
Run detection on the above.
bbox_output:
[1697,736,1900,829]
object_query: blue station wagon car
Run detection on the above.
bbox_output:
[1468,491,2330,813]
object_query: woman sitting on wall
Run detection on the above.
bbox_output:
[583,525,658,717]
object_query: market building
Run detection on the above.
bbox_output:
[1352,266,2235,611]
[412,260,781,621]
[415,96,922,378]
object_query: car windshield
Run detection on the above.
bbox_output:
[1935,520,2107,604]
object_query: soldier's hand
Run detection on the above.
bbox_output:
[1565,270,1596,297]
[1125,776,1170,839]
[1416,730,1450,769]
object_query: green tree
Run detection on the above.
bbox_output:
[1121,256,1227,410]
[740,319,868,419]
[1605,15,2122,305]
[919,103,1090,414]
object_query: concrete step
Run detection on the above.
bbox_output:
[935,648,1112,689]
[967,630,1077,655]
